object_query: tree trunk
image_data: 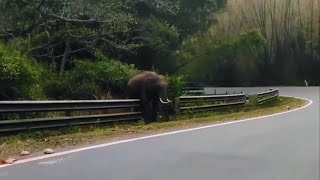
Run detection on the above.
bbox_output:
[318,0,320,51]
[60,38,70,75]
[310,0,314,52]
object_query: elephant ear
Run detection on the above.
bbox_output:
[158,80,168,88]
[158,75,166,80]
[158,75,168,86]
[144,76,160,87]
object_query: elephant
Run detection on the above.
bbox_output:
[127,71,173,123]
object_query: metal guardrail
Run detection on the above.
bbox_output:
[0,99,142,133]
[177,93,247,113]
[0,89,280,134]
[182,87,205,95]
[0,99,140,113]
[256,89,279,104]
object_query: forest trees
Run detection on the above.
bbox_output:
[178,0,320,86]
[0,0,175,73]
[0,0,227,100]
[1,0,318,101]
[0,0,227,72]
[179,29,267,86]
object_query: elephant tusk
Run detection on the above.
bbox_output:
[167,98,172,103]
[159,97,170,104]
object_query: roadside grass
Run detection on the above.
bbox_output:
[0,96,307,159]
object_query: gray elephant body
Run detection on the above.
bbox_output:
[127,71,172,123]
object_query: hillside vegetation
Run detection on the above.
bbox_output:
[0,0,319,102]
[177,0,320,86]
[1,0,224,100]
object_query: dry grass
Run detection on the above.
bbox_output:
[0,96,307,159]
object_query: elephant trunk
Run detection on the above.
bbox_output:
[159,86,172,104]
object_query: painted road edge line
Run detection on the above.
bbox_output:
[0,96,313,169]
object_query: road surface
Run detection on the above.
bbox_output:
[0,87,319,180]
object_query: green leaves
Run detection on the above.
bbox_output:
[0,43,46,100]
[0,0,230,100]
[166,74,187,98]
[45,57,140,100]
[0,0,227,72]
[172,0,227,37]
[138,16,179,53]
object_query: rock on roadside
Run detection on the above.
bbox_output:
[19,150,30,156]
[44,149,55,154]
[4,158,17,164]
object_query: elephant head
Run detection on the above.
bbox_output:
[127,71,173,123]
[156,75,172,104]
[127,71,172,104]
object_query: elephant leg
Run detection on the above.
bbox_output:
[140,92,153,124]
[159,103,170,122]
[151,99,159,122]
[141,102,152,124]
[140,101,147,121]
[145,102,153,124]
[162,106,170,121]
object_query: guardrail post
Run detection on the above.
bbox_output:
[174,97,180,115]
[245,94,249,104]
[65,110,71,116]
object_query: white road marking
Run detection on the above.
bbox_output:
[0,172,9,176]
[0,96,313,169]
[38,158,64,166]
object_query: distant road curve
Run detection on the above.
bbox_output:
[0,87,319,180]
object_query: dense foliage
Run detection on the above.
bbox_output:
[1,41,141,100]
[0,0,319,101]
[180,29,268,86]
[46,58,140,100]
[0,0,226,71]
[166,74,187,99]
[177,0,320,86]
[0,0,228,100]
[0,43,47,100]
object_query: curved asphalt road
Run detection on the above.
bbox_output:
[0,87,319,180]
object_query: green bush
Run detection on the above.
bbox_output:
[44,74,101,100]
[0,42,46,100]
[45,58,141,100]
[166,74,187,99]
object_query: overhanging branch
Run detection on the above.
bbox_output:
[49,14,112,24]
